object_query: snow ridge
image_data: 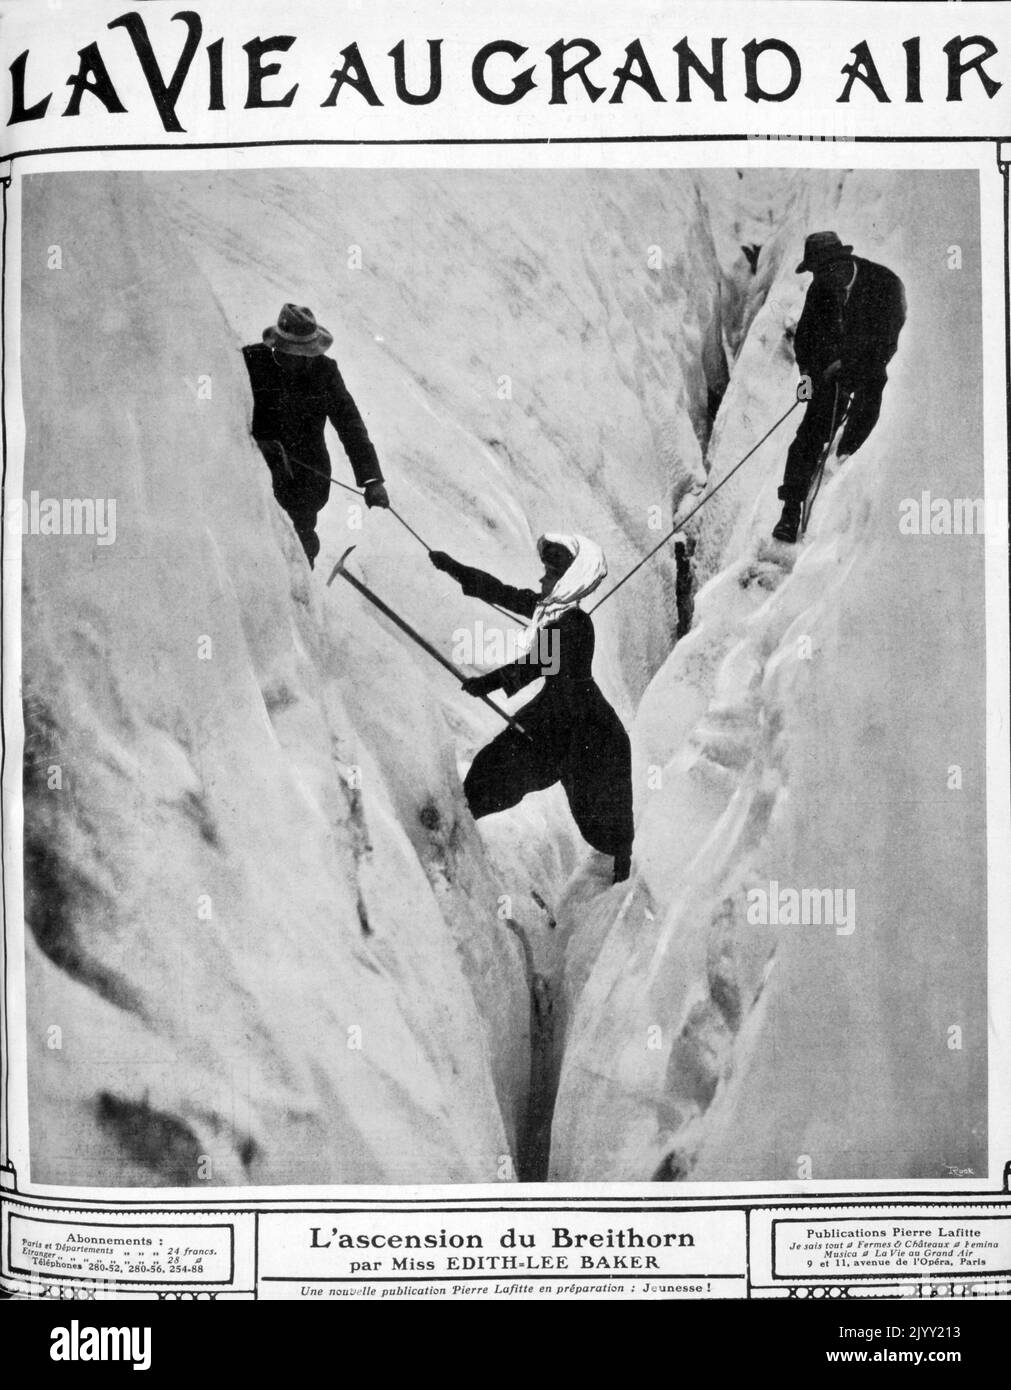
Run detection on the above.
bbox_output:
[18,168,985,1186]
[20,167,725,1185]
[549,170,987,1183]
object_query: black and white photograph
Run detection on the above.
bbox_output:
[1,0,1009,1311]
[14,162,989,1186]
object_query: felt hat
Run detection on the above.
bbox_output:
[263,303,333,356]
[796,231,855,274]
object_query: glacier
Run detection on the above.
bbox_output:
[15,165,986,1187]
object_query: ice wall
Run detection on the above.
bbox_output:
[19,165,983,1190]
[17,168,725,1185]
[549,170,988,1182]
[20,172,528,1185]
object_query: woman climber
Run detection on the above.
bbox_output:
[430,534,635,883]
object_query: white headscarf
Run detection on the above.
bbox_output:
[515,533,607,657]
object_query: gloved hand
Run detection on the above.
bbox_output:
[363,480,390,509]
[821,359,843,384]
[461,672,500,698]
[429,550,457,573]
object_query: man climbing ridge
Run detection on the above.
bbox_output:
[430,535,635,884]
[772,231,906,544]
[242,303,390,567]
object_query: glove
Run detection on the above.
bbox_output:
[461,672,500,698]
[363,480,390,509]
[821,359,843,384]
[429,550,457,573]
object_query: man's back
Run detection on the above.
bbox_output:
[795,257,906,378]
[242,343,333,464]
[843,257,906,369]
[242,341,382,489]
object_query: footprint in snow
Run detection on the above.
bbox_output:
[737,548,795,591]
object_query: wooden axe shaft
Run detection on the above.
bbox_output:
[328,554,528,735]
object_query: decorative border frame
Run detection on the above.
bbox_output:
[0,127,1008,1301]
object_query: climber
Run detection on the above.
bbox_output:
[242,303,389,567]
[430,535,635,883]
[772,231,906,543]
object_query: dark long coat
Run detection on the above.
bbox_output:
[447,561,634,859]
[242,343,383,511]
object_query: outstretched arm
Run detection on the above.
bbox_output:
[430,552,538,619]
[325,360,384,488]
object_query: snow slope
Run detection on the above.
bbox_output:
[549,169,988,1182]
[17,166,987,1187]
[18,167,726,1184]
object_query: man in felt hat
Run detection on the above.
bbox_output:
[772,231,906,543]
[242,303,389,567]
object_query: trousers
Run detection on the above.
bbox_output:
[285,506,320,566]
[779,374,887,502]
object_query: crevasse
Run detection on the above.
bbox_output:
[19,167,985,1187]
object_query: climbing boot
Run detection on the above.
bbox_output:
[772,498,803,544]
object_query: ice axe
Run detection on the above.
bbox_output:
[327,548,528,736]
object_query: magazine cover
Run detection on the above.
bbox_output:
[1,0,1008,1330]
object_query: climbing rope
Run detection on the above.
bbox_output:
[280,449,431,547]
[280,392,807,625]
[800,381,846,539]
[271,448,516,619]
[588,397,802,614]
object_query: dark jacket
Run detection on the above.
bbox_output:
[242,343,382,511]
[794,257,906,385]
[448,560,634,857]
